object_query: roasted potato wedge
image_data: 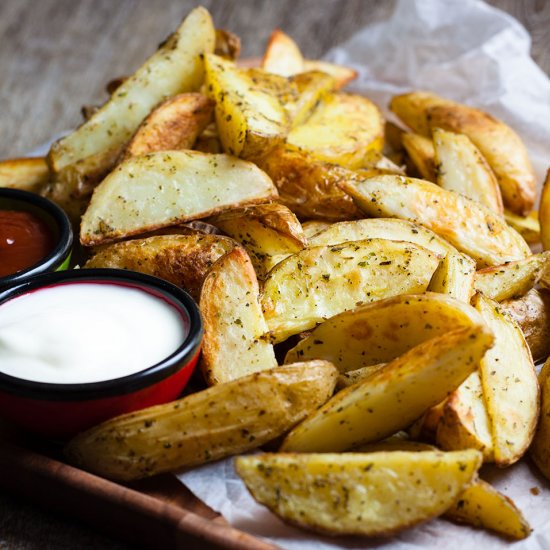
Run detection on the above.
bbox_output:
[433,128,504,215]
[261,29,304,76]
[436,371,494,461]
[236,450,481,537]
[474,252,549,302]
[307,217,474,302]
[444,479,531,540]
[208,203,306,278]
[339,175,530,267]
[65,360,337,481]
[427,103,536,216]
[501,288,550,362]
[253,144,363,221]
[262,239,440,342]
[505,209,540,245]
[539,169,550,250]
[80,151,278,246]
[0,157,49,193]
[285,293,487,372]
[408,402,446,443]
[389,91,450,136]
[200,247,277,385]
[49,7,215,173]
[402,133,436,181]
[287,93,384,169]
[302,59,357,89]
[84,234,234,301]
[473,294,539,466]
[204,54,289,158]
[390,92,536,215]
[120,93,214,161]
[281,325,493,452]
[530,359,550,481]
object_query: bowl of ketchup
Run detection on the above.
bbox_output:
[0,188,73,288]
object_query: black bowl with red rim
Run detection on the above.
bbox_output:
[0,269,203,439]
[0,188,73,289]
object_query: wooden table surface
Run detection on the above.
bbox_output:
[1,0,549,548]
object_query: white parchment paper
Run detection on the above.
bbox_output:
[177,0,550,547]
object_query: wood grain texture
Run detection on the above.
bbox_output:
[0,0,548,548]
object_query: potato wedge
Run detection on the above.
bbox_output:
[539,169,550,250]
[236,450,481,537]
[505,209,540,245]
[436,371,494,461]
[84,234,234,301]
[253,144,363,221]
[354,438,436,453]
[445,479,531,540]
[473,294,539,466]
[302,60,357,89]
[389,91,450,136]
[308,217,455,255]
[501,288,550,363]
[204,54,289,158]
[49,7,215,173]
[390,92,536,215]
[474,252,549,302]
[0,157,49,193]
[65,360,337,481]
[261,29,304,76]
[120,93,214,161]
[339,175,530,267]
[285,292,487,372]
[301,220,331,239]
[80,151,278,246]
[307,217,474,302]
[402,133,436,181]
[262,239,440,342]
[530,359,550,481]
[427,103,536,216]
[433,128,504,215]
[281,325,493,452]
[209,203,306,278]
[287,93,384,169]
[200,247,277,385]
[408,402,446,443]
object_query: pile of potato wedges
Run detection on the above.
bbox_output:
[4,5,550,542]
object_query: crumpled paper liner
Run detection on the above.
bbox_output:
[177,0,550,547]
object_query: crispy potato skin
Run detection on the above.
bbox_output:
[84,234,235,301]
[120,93,214,161]
[500,288,550,363]
[253,144,363,221]
[236,450,481,537]
[64,361,337,481]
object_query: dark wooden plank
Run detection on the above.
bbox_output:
[0,441,277,550]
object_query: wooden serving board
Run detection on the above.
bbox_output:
[0,425,277,549]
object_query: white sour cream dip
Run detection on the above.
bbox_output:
[0,283,187,384]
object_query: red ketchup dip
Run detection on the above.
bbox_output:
[0,210,55,277]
